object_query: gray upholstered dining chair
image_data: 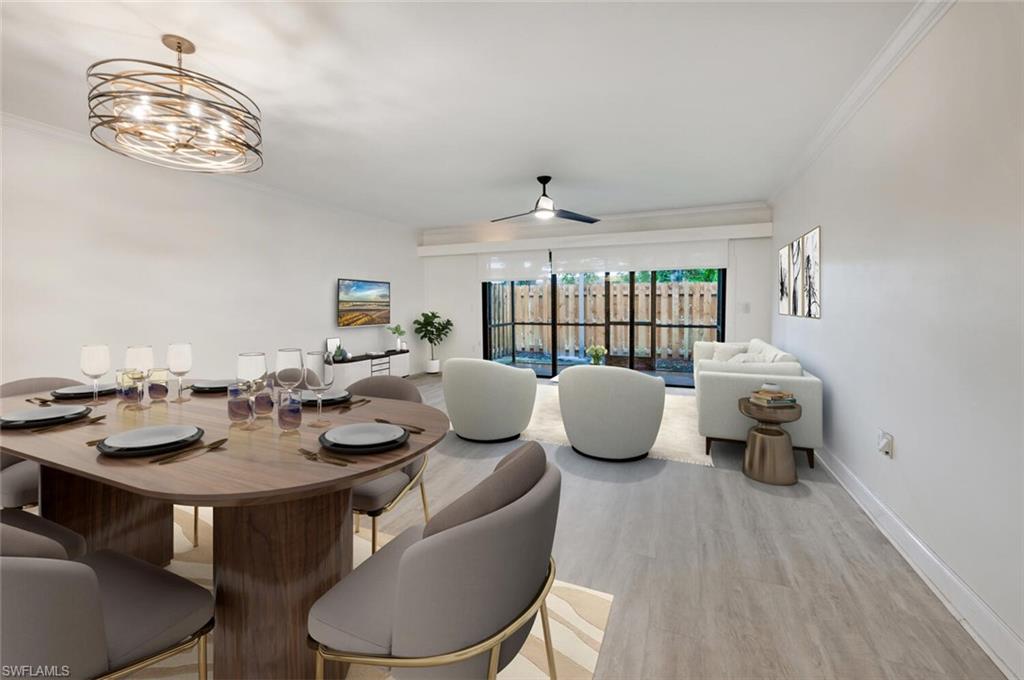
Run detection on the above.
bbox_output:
[1,377,83,509]
[346,376,430,553]
[309,441,561,680]
[1,512,214,680]
[1,508,87,559]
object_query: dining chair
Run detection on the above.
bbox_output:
[0,377,83,509]
[346,376,430,553]
[309,441,561,680]
[1,508,87,559]
[1,513,214,680]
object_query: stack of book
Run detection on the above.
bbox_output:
[750,389,797,407]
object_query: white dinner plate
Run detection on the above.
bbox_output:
[103,425,201,450]
[190,379,234,391]
[299,389,350,405]
[0,405,89,424]
[323,423,405,448]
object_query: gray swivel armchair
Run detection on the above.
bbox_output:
[0,512,214,680]
[347,376,431,553]
[1,377,83,509]
[309,441,561,680]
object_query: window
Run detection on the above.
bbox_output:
[483,268,725,386]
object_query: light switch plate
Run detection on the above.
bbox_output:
[877,430,894,458]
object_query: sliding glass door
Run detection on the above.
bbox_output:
[483,268,725,385]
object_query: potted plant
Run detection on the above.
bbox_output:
[413,312,453,374]
[585,344,607,365]
[385,324,406,352]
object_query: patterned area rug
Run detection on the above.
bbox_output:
[522,384,711,466]
[138,507,612,679]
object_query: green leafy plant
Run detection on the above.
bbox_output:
[413,312,454,360]
[385,324,406,337]
[585,344,607,365]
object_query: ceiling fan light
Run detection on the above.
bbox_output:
[535,209,555,220]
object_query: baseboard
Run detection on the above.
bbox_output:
[816,447,1023,680]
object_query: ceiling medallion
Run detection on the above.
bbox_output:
[87,34,262,173]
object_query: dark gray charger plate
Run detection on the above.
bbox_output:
[51,385,117,400]
[318,428,409,455]
[97,427,205,458]
[0,406,92,430]
[301,390,351,407]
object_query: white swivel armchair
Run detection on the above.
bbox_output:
[558,365,665,461]
[442,359,537,442]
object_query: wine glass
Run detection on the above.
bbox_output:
[304,351,335,428]
[80,345,110,405]
[274,348,304,399]
[237,352,267,429]
[124,345,154,410]
[167,343,193,402]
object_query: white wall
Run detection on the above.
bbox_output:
[772,3,1023,675]
[1,120,426,381]
[725,237,773,342]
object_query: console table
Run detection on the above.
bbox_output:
[335,349,410,388]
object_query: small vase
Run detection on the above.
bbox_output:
[395,337,402,351]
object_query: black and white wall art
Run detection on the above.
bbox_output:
[778,226,820,318]
[778,245,790,314]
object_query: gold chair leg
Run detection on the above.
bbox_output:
[420,480,430,522]
[315,649,325,680]
[371,516,378,554]
[355,512,361,533]
[540,602,557,680]
[197,634,207,680]
[192,506,200,548]
[487,643,501,680]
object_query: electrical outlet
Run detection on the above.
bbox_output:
[877,430,894,458]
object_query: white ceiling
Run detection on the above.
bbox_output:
[1,2,914,229]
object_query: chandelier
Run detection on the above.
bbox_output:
[87,35,262,173]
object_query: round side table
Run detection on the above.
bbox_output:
[738,397,802,486]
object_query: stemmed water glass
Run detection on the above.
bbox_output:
[236,352,268,429]
[304,351,335,428]
[124,345,154,410]
[168,343,193,402]
[274,348,305,399]
[80,345,110,405]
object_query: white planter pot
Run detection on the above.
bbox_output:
[426,359,441,374]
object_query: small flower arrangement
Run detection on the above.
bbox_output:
[585,344,607,365]
[385,324,406,338]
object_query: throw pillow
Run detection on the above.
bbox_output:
[712,345,745,362]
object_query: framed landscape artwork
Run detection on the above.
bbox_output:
[337,278,391,327]
[777,226,820,319]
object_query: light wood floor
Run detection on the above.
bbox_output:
[380,375,1004,680]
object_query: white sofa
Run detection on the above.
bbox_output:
[694,338,823,465]
[442,358,537,442]
[558,365,665,461]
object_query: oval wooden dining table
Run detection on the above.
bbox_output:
[0,390,450,679]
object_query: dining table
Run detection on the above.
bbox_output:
[0,389,451,679]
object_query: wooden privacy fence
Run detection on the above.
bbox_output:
[496,281,718,359]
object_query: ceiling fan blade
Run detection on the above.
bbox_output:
[555,209,600,224]
[491,210,535,223]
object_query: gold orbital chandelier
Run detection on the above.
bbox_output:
[87,35,262,173]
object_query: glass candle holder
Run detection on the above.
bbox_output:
[277,391,302,431]
[227,383,253,423]
[253,390,274,416]
[148,368,169,400]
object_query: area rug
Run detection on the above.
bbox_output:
[139,507,612,680]
[522,384,711,466]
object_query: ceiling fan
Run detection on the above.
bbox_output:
[491,176,600,224]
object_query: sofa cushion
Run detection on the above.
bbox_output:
[727,352,768,363]
[747,339,798,363]
[697,360,804,377]
[712,345,746,362]
[423,442,546,538]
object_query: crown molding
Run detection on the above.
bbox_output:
[770,0,955,203]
